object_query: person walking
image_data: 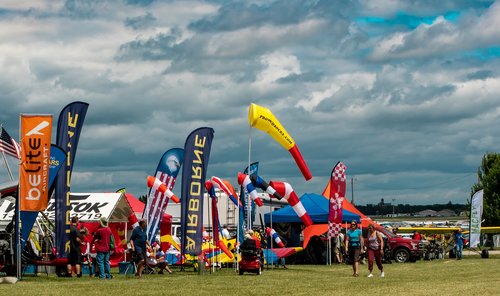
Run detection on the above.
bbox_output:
[454,229,465,260]
[130,220,150,278]
[366,224,385,278]
[334,232,344,264]
[345,220,364,277]
[93,217,113,279]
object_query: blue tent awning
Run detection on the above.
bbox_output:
[264,193,361,224]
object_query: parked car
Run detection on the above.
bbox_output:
[372,226,427,263]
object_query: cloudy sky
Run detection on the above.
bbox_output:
[1,0,499,206]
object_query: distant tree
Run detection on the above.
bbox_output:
[471,152,500,226]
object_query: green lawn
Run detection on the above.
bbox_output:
[1,256,499,296]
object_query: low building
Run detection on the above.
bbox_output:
[436,209,457,217]
[415,209,437,217]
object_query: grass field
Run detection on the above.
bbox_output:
[1,255,499,296]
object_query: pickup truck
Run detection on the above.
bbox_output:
[374,226,427,263]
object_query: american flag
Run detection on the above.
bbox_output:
[0,127,21,159]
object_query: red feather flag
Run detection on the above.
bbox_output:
[328,162,346,239]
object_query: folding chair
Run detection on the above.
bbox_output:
[124,250,138,277]
[143,256,158,274]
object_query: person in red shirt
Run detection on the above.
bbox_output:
[412,231,422,240]
[93,217,114,279]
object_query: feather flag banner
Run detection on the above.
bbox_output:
[328,162,346,238]
[54,101,89,257]
[19,115,52,211]
[248,103,312,181]
[144,148,183,241]
[180,127,214,257]
[469,190,483,248]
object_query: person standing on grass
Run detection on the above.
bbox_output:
[345,220,364,277]
[67,216,83,277]
[366,224,385,278]
[334,232,344,264]
[454,229,465,260]
[79,227,94,277]
[93,217,113,279]
[130,220,150,278]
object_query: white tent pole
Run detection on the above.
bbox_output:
[124,222,128,262]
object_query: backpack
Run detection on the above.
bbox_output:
[109,233,115,251]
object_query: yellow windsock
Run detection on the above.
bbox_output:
[248,103,312,180]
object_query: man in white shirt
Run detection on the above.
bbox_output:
[221,224,231,239]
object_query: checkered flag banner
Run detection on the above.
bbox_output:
[333,162,346,179]
[328,196,344,238]
[328,222,342,238]
[328,161,346,239]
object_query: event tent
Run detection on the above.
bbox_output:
[263,193,361,224]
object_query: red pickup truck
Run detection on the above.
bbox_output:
[374,226,427,263]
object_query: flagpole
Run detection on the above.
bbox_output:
[16,117,22,280]
[327,235,331,265]
[270,198,274,269]
[247,125,252,230]
[1,151,15,181]
[207,192,213,274]
[235,198,239,272]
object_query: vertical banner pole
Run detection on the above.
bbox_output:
[208,193,213,274]
[16,117,21,280]
[1,152,15,181]
[247,125,252,230]
[235,199,239,272]
[270,199,273,269]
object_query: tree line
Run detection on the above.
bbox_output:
[356,202,466,216]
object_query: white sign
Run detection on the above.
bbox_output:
[0,192,132,222]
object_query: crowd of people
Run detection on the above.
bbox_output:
[64,217,469,279]
[65,216,174,279]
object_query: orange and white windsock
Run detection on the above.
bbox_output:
[266,227,285,248]
[128,212,139,229]
[237,172,264,207]
[269,181,313,227]
[211,176,243,210]
[147,175,180,204]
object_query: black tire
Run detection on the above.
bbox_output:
[239,269,244,275]
[3,264,16,276]
[56,266,68,277]
[449,249,456,259]
[481,249,489,259]
[393,248,411,263]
